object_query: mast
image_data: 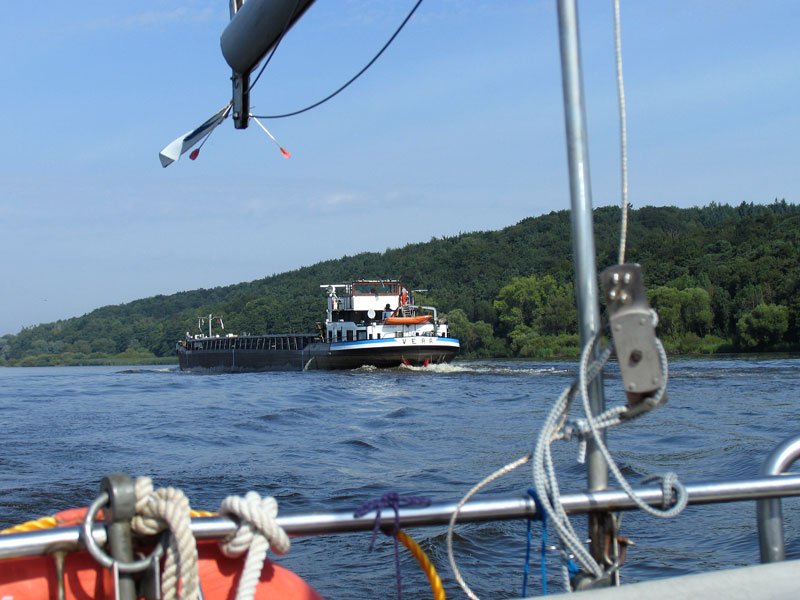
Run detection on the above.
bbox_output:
[221,0,317,128]
[556,0,610,572]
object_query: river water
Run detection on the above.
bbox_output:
[1,357,798,598]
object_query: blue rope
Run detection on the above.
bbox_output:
[567,558,580,577]
[522,488,549,596]
[523,515,534,594]
[354,492,431,600]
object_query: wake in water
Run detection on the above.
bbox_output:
[397,361,574,377]
[116,367,178,375]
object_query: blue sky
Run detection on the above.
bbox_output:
[1,1,797,335]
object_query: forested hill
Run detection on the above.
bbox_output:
[2,201,798,365]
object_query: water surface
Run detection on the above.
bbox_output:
[1,357,798,597]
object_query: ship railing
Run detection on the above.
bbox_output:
[2,434,799,563]
[401,304,439,322]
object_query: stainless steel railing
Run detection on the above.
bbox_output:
[757,434,800,562]
[3,469,800,561]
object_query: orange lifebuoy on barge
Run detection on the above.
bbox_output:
[0,508,324,600]
[384,315,432,325]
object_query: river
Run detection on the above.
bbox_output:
[1,357,798,598]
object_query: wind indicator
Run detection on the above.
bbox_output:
[159,104,231,167]
[251,116,291,159]
[158,0,315,166]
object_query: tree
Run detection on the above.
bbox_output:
[682,288,713,335]
[494,275,576,337]
[649,286,713,338]
[5,202,800,364]
[737,304,789,348]
[91,338,117,354]
[648,287,683,337]
[0,335,10,361]
[445,309,505,357]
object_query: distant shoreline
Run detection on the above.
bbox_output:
[3,350,798,368]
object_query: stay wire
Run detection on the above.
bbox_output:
[613,0,629,264]
[252,0,425,119]
[248,0,304,92]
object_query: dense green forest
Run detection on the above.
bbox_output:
[1,201,798,366]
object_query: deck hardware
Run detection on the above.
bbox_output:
[601,263,666,409]
[572,570,612,591]
[53,550,67,600]
[80,475,165,599]
[103,474,138,600]
[139,536,171,600]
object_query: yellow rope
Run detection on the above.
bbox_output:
[398,529,446,600]
[1,515,58,534]
[2,509,216,535]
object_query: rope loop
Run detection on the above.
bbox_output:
[219,491,290,557]
[131,476,199,600]
[354,491,431,549]
[641,472,689,516]
[218,491,291,600]
[354,492,432,600]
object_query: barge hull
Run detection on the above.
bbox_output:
[177,338,459,372]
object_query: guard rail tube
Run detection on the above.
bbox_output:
[3,474,800,561]
[757,433,800,563]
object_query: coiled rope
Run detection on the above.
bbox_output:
[446,329,687,597]
[219,491,291,600]
[531,332,687,590]
[131,476,199,600]
[131,480,291,600]
[3,481,291,600]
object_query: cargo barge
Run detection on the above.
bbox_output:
[176,280,460,372]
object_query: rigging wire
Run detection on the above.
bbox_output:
[614,0,630,264]
[247,0,304,92]
[252,0,425,119]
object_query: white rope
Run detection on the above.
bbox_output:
[530,331,687,592]
[614,0,630,264]
[131,476,199,600]
[532,374,605,585]
[219,491,291,600]
[578,337,688,519]
[446,453,532,600]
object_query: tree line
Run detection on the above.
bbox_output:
[1,201,798,365]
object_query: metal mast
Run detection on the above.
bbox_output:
[556,0,610,572]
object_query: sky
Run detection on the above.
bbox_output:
[1,1,798,335]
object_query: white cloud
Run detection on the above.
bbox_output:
[318,191,360,209]
[86,3,217,31]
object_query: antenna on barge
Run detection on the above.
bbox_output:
[198,314,224,338]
